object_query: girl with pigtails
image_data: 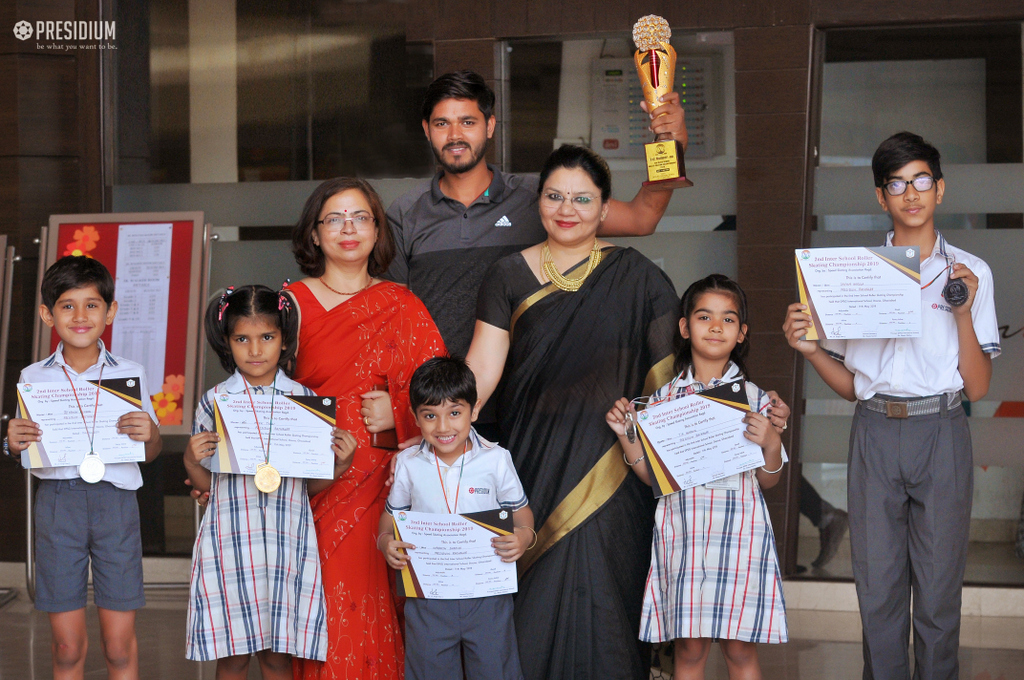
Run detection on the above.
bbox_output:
[184,284,356,679]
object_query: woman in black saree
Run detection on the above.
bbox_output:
[466,145,680,679]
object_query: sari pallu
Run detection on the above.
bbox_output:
[288,281,446,680]
[488,247,678,680]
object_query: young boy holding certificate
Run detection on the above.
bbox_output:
[4,256,162,679]
[377,356,534,680]
[783,132,1001,679]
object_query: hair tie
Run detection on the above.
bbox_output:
[278,293,291,312]
[217,286,236,321]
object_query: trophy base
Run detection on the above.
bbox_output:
[642,177,694,191]
[643,139,692,190]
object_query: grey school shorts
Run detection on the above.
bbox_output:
[405,594,524,680]
[34,479,145,613]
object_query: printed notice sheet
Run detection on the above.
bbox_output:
[209,394,336,479]
[393,509,518,600]
[795,246,921,340]
[111,223,173,388]
[16,378,146,469]
[637,380,765,497]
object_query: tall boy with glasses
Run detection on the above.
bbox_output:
[783,131,1000,680]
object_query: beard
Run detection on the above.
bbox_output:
[432,138,489,175]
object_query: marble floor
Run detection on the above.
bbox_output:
[790,517,1024,586]
[0,589,1021,679]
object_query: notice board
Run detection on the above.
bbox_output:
[36,212,206,435]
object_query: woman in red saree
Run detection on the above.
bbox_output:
[288,178,445,679]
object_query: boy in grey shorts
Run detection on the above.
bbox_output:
[6,256,163,679]
[377,356,534,680]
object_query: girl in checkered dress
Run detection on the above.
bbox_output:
[183,286,356,678]
[607,275,788,679]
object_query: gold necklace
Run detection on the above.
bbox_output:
[319,275,372,296]
[542,241,603,292]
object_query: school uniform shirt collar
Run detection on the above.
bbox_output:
[429,164,508,206]
[680,361,743,391]
[42,340,119,372]
[219,369,299,395]
[883,229,948,262]
[413,427,494,466]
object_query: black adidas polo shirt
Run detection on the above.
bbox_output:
[384,166,546,356]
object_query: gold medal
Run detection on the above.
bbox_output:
[244,375,280,495]
[254,462,281,494]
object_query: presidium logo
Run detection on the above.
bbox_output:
[13,19,116,44]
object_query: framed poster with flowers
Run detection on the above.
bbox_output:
[35,212,207,436]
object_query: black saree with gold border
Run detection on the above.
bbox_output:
[476,246,678,680]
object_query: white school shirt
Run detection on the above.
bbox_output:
[820,231,1001,401]
[386,428,528,515]
[16,341,159,490]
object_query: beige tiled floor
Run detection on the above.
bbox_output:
[0,589,1020,679]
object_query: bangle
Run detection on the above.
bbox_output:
[376,530,393,551]
[515,525,538,550]
[2,437,9,457]
[761,461,784,474]
[623,450,645,467]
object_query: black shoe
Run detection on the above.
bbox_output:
[812,509,848,568]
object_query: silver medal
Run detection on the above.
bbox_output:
[78,451,105,484]
[624,410,637,444]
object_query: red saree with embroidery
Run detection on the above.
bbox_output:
[289,280,445,680]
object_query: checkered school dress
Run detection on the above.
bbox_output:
[639,363,788,644]
[186,370,327,661]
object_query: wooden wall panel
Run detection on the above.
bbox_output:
[434,39,496,77]
[736,113,807,158]
[735,25,811,70]
[0,0,104,561]
[434,0,492,41]
[814,0,1024,28]
[735,69,808,115]
[734,23,815,574]
[17,55,79,157]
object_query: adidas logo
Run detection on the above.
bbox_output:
[494,215,512,227]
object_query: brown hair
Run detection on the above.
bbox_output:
[292,177,395,277]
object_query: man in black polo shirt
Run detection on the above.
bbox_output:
[383,70,689,357]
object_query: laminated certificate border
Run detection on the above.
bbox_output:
[17,378,146,468]
[394,509,518,600]
[795,246,921,340]
[210,394,336,479]
[636,380,765,497]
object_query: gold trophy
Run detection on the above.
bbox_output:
[632,15,692,189]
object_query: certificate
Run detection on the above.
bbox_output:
[209,393,336,479]
[393,509,518,600]
[795,246,921,340]
[636,380,765,497]
[16,378,147,469]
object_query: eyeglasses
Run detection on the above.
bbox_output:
[316,213,377,231]
[883,176,935,196]
[539,191,600,213]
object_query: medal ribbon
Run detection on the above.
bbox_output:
[435,440,469,514]
[244,374,277,470]
[921,255,956,291]
[62,364,104,454]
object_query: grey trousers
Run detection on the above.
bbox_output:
[848,400,973,680]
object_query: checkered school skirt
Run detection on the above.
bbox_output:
[186,473,327,661]
[639,469,788,644]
